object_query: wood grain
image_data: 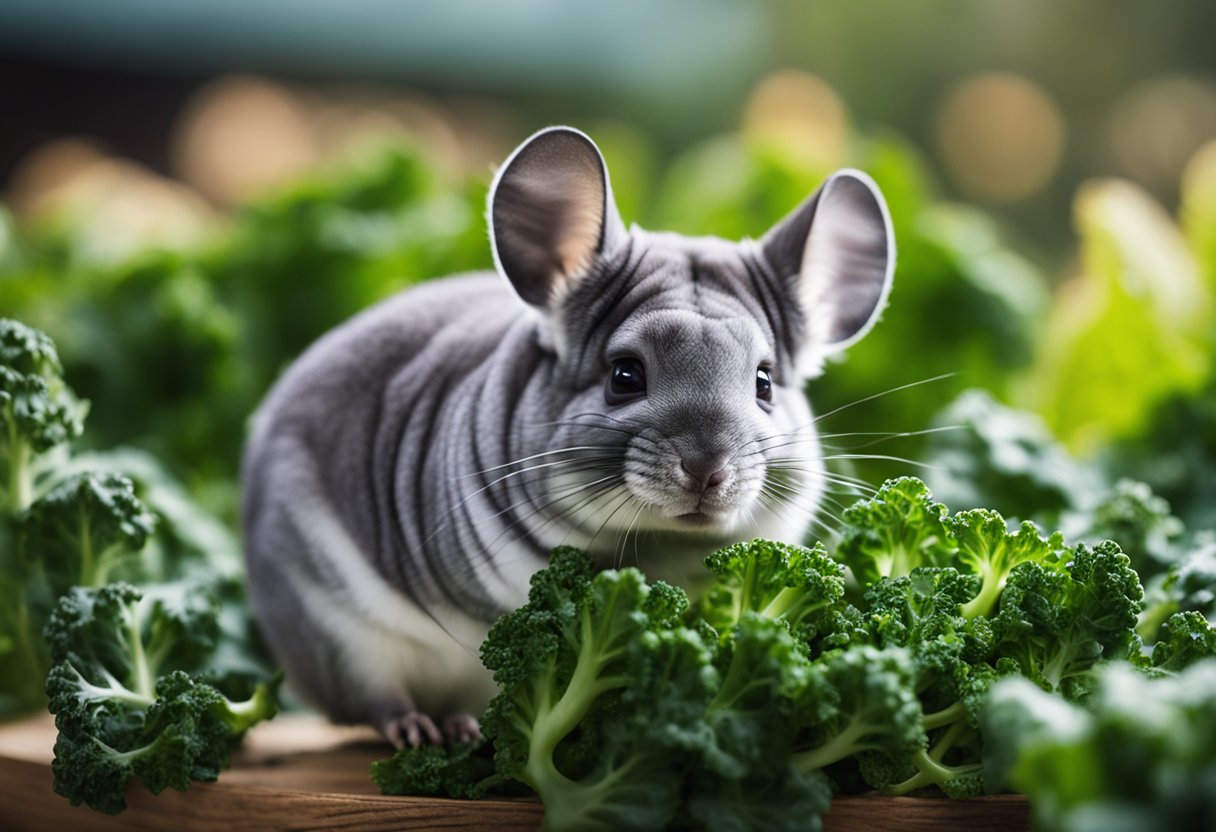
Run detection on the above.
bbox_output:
[0,713,1029,831]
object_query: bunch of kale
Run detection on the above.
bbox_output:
[374,477,1215,831]
[0,318,278,814]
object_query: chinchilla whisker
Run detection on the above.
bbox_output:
[554,410,633,428]
[530,411,642,434]
[633,521,650,570]
[812,373,958,425]
[580,488,637,555]
[818,425,958,441]
[809,502,849,538]
[769,451,940,472]
[765,463,876,493]
[816,493,853,516]
[481,477,626,563]
[816,453,943,470]
[461,446,623,478]
[472,471,622,534]
[805,514,843,543]
[736,375,959,456]
[739,498,763,532]
[739,374,961,456]
[753,435,824,456]
[818,424,963,451]
[543,476,631,530]
[433,458,620,534]
[460,454,619,488]
[616,499,646,570]
[419,459,620,551]
[735,431,816,455]
[758,488,792,512]
[510,475,624,535]
[433,469,624,569]
[624,500,646,567]
[531,419,634,435]
[816,486,869,507]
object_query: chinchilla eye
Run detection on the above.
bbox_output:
[607,357,647,404]
[756,367,773,402]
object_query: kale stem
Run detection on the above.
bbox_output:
[80,503,95,586]
[960,564,1001,619]
[792,715,872,773]
[922,700,967,730]
[928,719,969,760]
[125,602,155,700]
[7,429,32,514]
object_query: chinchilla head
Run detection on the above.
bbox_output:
[489,127,893,552]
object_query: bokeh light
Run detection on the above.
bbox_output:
[171,75,319,205]
[8,138,214,262]
[742,70,849,170]
[933,73,1066,203]
[1109,76,1216,194]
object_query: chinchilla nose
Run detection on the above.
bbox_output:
[680,458,728,492]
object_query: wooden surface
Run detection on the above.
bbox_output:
[0,712,1030,831]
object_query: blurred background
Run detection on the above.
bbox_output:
[1,0,1214,541]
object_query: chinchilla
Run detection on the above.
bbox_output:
[241,126,894,746]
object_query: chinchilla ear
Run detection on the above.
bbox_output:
[489,127,626,316]
[760,169,895,377]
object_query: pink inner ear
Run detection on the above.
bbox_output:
[554,180,606,280]
[490,127,619,310]
[798,173,893,349]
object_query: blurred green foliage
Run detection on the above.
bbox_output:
[0,145,490,516]
[1024,177,1215,452]
[1,122,1214,531]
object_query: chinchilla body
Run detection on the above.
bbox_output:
[242,127,894,740]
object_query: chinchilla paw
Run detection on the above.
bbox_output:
[442,712,483,745]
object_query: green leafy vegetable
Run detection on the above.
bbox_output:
[983,660,1216,832]
[21,471,157,588]
[376,479,1182,826]
[699,538,863,654]
[478,547,690,831]
[44,583,279,815]
[991,541,1143,697]
[835,477,956,586]
[0,318,84,514]
[0,318,278,815]
[370,741,499,799]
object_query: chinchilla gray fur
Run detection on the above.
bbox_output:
[241,126,895,745]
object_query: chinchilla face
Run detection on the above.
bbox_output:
[490,128,893,554]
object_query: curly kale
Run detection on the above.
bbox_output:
[675,614,831,832]
[22,471,157,588]
[372,478,1197,821]
[44,583,279,815]
[478,547,691,831]
[991,541,1143,698]
[836,477,957,586]
[699,539,864,654]
[789,646,925,775]
[1138,536,1216,642]
[1079,479,1187,571]
[472,547,835,832]
[371,741,499,799]
[0,318,84,513]
[983,661,1216,832]
[1143,611,1216,674]
[948,511,1064,619]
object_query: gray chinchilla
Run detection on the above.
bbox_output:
[241,126,894,746]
